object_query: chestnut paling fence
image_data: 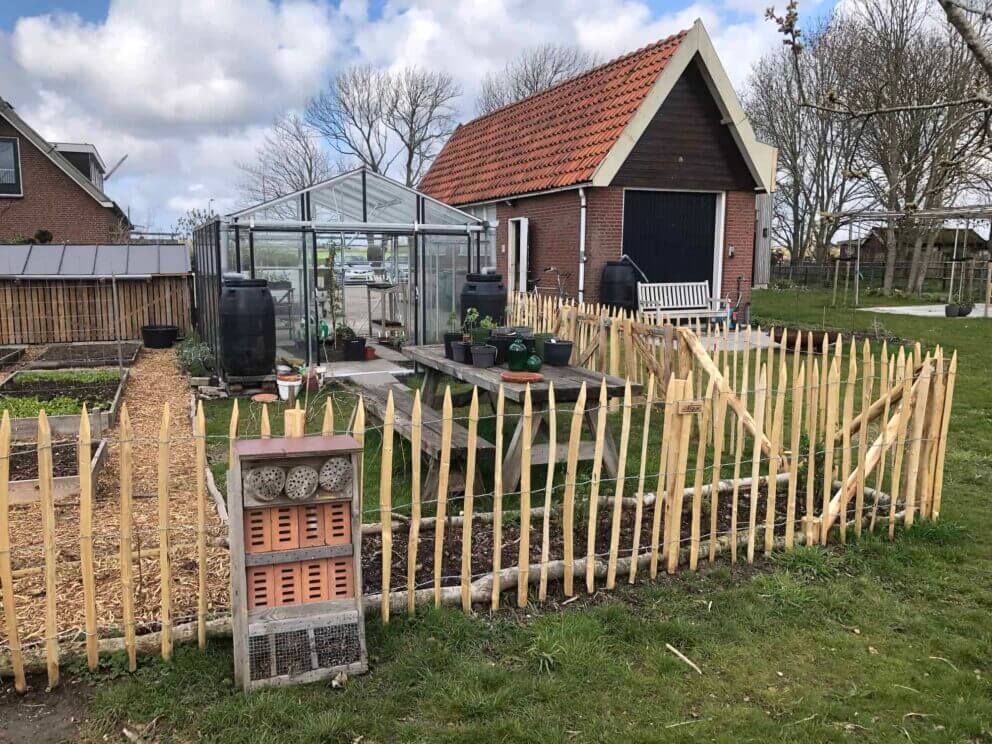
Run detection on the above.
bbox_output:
[0,298,958,693]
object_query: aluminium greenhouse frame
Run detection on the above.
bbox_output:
[194,167,491,379]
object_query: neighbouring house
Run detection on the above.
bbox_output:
[0,97,129,244]
[419,20,777,306]
[836,227,989,263]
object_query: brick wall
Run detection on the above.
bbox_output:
[721,190,756,304]
[0,120,124,243]
[492,185,756,306]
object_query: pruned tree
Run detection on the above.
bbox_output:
[476,44,600,114]
[306,66,394,174]
[385,67,461,187]
[171,207,217,242]
[238,113,336,208]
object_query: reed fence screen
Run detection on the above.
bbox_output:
[0,294,957,693]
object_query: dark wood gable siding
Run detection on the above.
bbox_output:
[611,55,756,191]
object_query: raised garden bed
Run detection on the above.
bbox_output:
[7,437,108,505]
[0,368,128,439]
[26,341,142,370]
[0,346,26,367]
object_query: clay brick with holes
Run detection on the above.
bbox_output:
[245,503,351,554]
[327,557,354,599]
[247,565,275,609]
[322,501,351,546]
[301,559,330,603]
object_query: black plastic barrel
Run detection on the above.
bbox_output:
[600,261,638,311]
[219,275,276,377]
[460,273,506,324]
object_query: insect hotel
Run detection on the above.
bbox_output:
[228,434,367,689]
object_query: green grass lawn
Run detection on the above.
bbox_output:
[77,289,992,742]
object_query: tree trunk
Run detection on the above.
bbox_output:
[882,222,898,294]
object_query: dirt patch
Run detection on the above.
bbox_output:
[9,440,79,481]
[0,674,92,744]
[27,343,141,369]
[0,347,25,368]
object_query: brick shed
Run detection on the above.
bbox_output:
[419,20,777,307]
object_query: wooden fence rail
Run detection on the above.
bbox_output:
[0,314,958,689]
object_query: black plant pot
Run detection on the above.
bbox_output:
[141,324,179,349]
[490,333,516,364]
[443,332,462,359]
[451,341,472,364]
[945,304,960,317]
[958,303,974,317]
[344,337,366,361]
[471,343,497,368]
[544,340,573,366]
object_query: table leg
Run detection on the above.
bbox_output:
[502,408,546,494]
[421,368,442,409]
[584,402,619,478]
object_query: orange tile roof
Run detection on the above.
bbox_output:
[418,30,690,206]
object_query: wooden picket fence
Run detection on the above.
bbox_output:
[0,302,958,691]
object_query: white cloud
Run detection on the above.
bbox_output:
[1,0,784,227]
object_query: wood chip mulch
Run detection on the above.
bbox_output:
[2,349,229,651]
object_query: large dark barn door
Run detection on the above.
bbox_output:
[622,190,717,287]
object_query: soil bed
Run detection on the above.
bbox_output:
[8,439,79,481]
[27,342,141,369]
[1,375,119,408]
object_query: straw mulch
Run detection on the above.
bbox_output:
[2,349,229,651]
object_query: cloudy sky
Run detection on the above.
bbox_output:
[1,0,831,230]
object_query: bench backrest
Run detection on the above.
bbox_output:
[637,281,712,311]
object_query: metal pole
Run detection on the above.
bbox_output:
[111,274,124,376]
[852,222,860,307]
[947,227,959,304]
[832,257,840,306]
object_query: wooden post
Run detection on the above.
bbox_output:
[36,411,60,687]
[351,397,365,515]
[78,405,98,670]
[586,378,608,591]
[805,359,819,545]
[854,348,874,537]
[539,383,557,601]
[562,383,585,595]
[434,387,453,607]
[690,381,714,570]
[407,390,422,616]
[785,363,805,549]
[869,351,891,532]
[820,360,840,544]
[461,388,480,612]
[195,401,207,649]
[729,326,752,563]
[931,352,957,520]
[666,372,694,574]
[492,386,505,609]
[764,359,787,556]
[158,404,173,660]
[888,354,911,540]
[379,390,394,623]
[517,385,533,607]
[119,406,137,672]
[322,396,334,435]
[903,355,932,528]
[629,376,654,583]
[650,376,678,577]
[260,403,270,439]
[228,398,238,468]
[709,371,728,562]
[747,367,767,564]
[0,412,25,692]
[838,344,857,543]
[606,381,632,588]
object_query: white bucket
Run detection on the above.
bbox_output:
[276,375,302,401]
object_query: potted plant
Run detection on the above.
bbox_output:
[945,303,960,317]
[462,308,480,341]
[959,301,974,317]
[470,343,497,368]
[543,338,573,366]
[443,311,462,359]
[534,332,554,359]
[336,324,366,362]
[451,339,472,363]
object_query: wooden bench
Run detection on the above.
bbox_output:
[637,281,728,322]
[360,381,494,494]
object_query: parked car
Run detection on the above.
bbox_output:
[344,264,373,284]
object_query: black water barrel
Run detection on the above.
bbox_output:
[460,273,506,324]
[219,275,275,377]
[600,261,638,311]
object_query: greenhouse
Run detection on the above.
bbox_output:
[193,167,492,375]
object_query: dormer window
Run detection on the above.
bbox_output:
[0,137,22,196]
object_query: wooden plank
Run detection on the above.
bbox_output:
[0,412,25,692]
[690,381,714,569]
[629,376,654,583]
[380,390,395,623]
[562,383,585,595]
[606,381,632,588]
[461,388,479,612]
[433,388,453,607]
[119,406,137,671]
[586,379,608,592]
[746,367,767,564]
[408,390,422,616]
[492,387,505,609]
[539,383,557,601]
[517,385,533,608]
[195,402,207,649]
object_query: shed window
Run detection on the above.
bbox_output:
[0,137,22,196]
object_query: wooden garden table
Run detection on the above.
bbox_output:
[403,344,638,492]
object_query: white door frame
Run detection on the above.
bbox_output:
[621,187,726,298]
[507,217,529,294]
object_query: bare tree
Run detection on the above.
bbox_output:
[306,66,394,174]
[385,68,461,187]
[476,44,600,114]
[744,18,869,263]
[238,113,336,207]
